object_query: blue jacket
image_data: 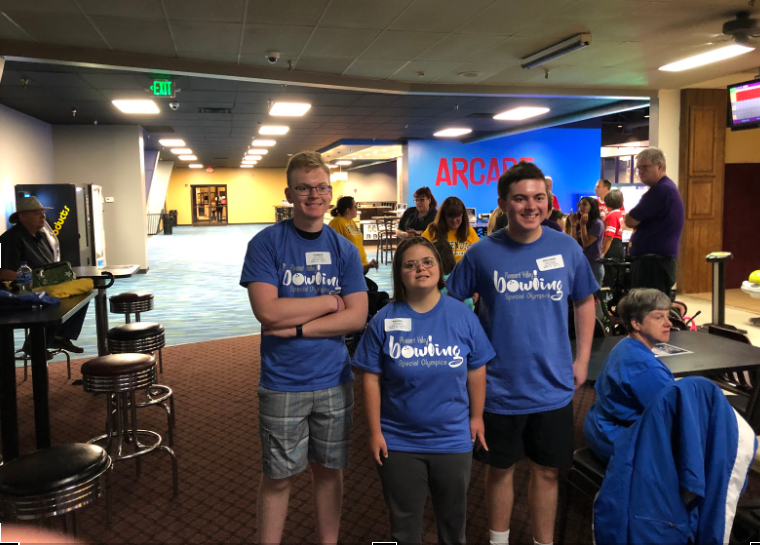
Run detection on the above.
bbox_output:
[594,377,757,544]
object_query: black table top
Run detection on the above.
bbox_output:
[72,265,139,279]
[584,330,760,382]
[0,291,95,328]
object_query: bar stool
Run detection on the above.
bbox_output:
[109,292,154,323]
[0,443,112,535]
[81,353,178,497]
[557,447,607,544]
[106,323,175,446]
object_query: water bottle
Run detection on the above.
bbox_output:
[16,261,33,292]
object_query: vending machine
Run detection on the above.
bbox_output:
[15,184,107,268]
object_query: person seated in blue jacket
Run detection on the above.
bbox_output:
[584,288,676,462]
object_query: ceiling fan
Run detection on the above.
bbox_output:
[721,10,760,45]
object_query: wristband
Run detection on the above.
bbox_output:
[296,325,303,338]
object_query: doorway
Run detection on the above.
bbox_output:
[191,185,228,225]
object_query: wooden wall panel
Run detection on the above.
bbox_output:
[723,164,760,289]
[678,89,726,294]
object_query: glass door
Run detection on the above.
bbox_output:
[191,185,228,225]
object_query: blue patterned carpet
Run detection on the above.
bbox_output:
[17,224,393,362]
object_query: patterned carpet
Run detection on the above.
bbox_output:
[14,224,394,363]
[2,335,598,544]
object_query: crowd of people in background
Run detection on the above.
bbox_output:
[241,146,689,545]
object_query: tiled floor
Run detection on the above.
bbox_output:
[15,224,394,362]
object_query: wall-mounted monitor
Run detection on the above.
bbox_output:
[728,78,760,131]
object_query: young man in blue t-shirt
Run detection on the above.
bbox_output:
[240,151,368,544]
[447,161,598,545]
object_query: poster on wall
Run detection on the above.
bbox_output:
[407,128,602,215]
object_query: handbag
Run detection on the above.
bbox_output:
[33,261,77,288]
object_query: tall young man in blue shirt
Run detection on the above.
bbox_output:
[241,151,368,544]
[447,161,597,545]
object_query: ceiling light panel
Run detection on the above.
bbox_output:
[241,165,254,168]
[112,100,159,114]
[189,164,203,169]
[433,128,472,137]
[159,139,186,147]
[178,155,197,161]
[170,148,192,154]
[658,44,754,72]
[269,102,312,116]
[248,149,269,155]
[259,125,290,135]
[252,139,276,147]
[494,107,551,121]
[335,160,352,166]
[245,155,262,160]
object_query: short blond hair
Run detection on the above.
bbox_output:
[286,151,330,187]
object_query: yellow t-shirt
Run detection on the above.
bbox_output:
[328,215,368,266]
[421,225,480,263]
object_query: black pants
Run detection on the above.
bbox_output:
[377,450,471,544]
[630,256,677,297]
[45,303,88,345]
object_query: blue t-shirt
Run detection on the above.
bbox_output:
[446,227,598,415]
[240,220,366,392]
[352,295,495,453]
[583,337,675,463]
[629,175,684,258]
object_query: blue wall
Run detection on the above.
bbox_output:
[408,128,601,215]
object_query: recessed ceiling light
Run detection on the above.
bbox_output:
[252,139,276,147]
[189,164,203,169]
[433,128,472,137]
[245,155,262,160]
[242,161,257,165]
[644,115,650,118]
[112,100,159,114]
[170,148,192,154]
[328,164,338,169]
[159,139,186,147]
[259,125,289,135]
[335,160,352,166]
[494,107,550,121]
[240,165,254,168]
[659,44,754,71]
[382,148,388,152]
[269,102,312,117]
[248,149,269,155]
[178,155,197,161]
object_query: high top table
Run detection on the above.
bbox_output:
[0,291,96,461]
[72,265,140,357]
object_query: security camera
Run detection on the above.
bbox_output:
[266,51,280,64]
[169,102,180,111]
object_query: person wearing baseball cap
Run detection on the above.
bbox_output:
[1,196,88,354]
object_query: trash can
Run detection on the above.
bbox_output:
[169,210,178,227]
[163,213,173,235]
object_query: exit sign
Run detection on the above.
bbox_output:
[150,80,174,98]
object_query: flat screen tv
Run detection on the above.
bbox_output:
[728,78,760,131]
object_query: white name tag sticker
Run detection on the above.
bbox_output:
[305,252,332,265]
[385,318,412,332]
[537,254,565,271]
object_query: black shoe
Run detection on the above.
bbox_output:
[52,337,84,354]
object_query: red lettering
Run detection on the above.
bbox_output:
[452,158,468,189]
[503,157,517,172]
[518,157,533,163]
[486,158,500,185]
[470,158,485,185]
[435,158,452,186]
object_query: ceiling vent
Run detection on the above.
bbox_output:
[198,107,232,114]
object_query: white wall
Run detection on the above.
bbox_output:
[0,103,54,235]
[345,162,397,202]
[148,160,173,214]
[650,89,681,186]
[53,126,149,269]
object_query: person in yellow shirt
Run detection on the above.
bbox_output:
[329,196,378,274]
[421,196,480,263]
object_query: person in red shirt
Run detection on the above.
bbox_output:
[602,189,625,260]
[546,176,560,211]
[595,179,612,219]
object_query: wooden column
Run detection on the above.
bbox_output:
[677,89,726,294]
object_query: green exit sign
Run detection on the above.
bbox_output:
[150,80,174,98]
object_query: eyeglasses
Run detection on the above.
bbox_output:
[647,311,671,323]
[401,257,437,271]
[292,184,331,196]
[413,197,429,203]
[635,164,657,172]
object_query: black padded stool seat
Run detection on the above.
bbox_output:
[572,447,607,488]
[110,292,153,304]
[0,444,109,497]
[0,443,112,531]
[81,353,155,376]
[558,448,609,544]
[110,293,154,324]
[108,322,164,341]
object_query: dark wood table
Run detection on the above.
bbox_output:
[73,265,140,356]
[0,291,96,461]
